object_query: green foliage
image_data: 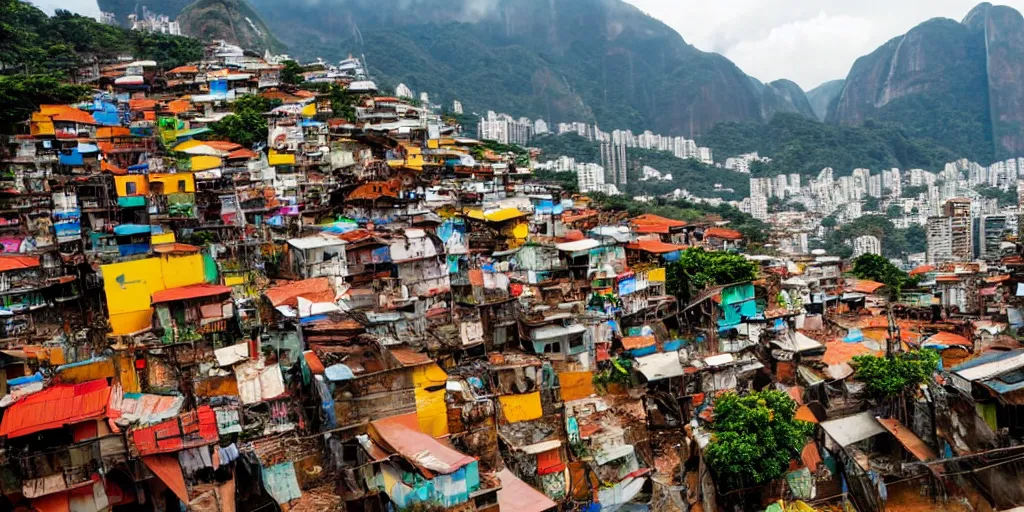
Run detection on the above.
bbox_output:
[901,185,928,198]
[302,83,359,122]
[820,215,837,228]
[851,350,940,398]
[208,95,270,147]
[666,248,758,303]
[886,204,903,219]
[533,170,578,194]
[0,2,201,72]
[824,215,921,259]
[702,113,958,178]
[280,60,304,85]
[976,186,1017,207]
[0,74,91,134]
[704,390,813,491]
[863,196,880,212]
[851,254,919,298]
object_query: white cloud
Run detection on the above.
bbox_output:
[626,0,1024,90]
[29,0,100,18]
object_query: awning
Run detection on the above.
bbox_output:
[143,455,189,503]
[555,239,601,252]
[876,417,936,461]
[371,413,475,474]
[634,352,684,381]
[497,468,557,512]
[819,412,886,447]
[151,284,231,304]
[531,323,586,341]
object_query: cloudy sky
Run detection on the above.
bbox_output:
[626,0,1024,90]
[34,0,1024,91]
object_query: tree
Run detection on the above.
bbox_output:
[704,390,813,491]
[820,215,837,228]
[280,60,304,85]
[851,254,919,298]
[666,248,758,302]
[863,196,880,211]
[851,350,940,398]
[0,74,90,134]
[208,95,270,147]
[886,204,903,219]
[902,185,927,198]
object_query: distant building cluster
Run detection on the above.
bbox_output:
[127,7,181,36]
[724,152,771,174]
[556,122,713,164]
[478,111,535,146]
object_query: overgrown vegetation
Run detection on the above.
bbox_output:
[0,74,91,135]
[666,248,758,304]
[702,114,959,178]
[704,390,813,491]
[208,95,274,147]
[977,186,1018,207]
[1,1,202,73]
[851,254,920,298]
[851,350,940,398]
[823,215,927,258]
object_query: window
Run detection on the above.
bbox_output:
[125,182,137,195]
[177,180,187,192]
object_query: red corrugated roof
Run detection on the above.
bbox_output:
[822,341,880,366]
[631,214,686,228]
[264,278,334,307]
[705,227,743,241]
[371,413,475,475]
[923,331,971,347]
[632,223,669,234]
[388,347,432,367]
[152,243,200,255]
[626,239,686,254]
[0,255,40,272]
[0,379,110,439]
[497,468,558,512]
[227,148,258,160]
[203,140,242,151]
[128,98,157,111]
[168,65,199,74]
[801,441,822,470]
[151,284,231,304]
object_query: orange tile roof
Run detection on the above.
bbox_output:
[562,210,598,223]
[795,404,818,423]
[632,223,669,234]
[96,126,132,139]
[0,379,110,439]
[152,243,201,255]
[631,214,686,228]
[626,239,686,254]
[909,265,936,276]
[0,255,40,272]
[985,274,1010,284]
[822,341,880,366]
[101,160,127,175]
[704,227,743,241]
[294,90,316,98]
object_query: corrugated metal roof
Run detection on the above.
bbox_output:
[497,468,558,512]
[264,277,335,307]
[0,379,110,439]
[819,412,886,447]
[371,413,475,475]
[953,349,1024,382]
[151,284,230,304]
[634,352,684,381]
[876,417,936,461]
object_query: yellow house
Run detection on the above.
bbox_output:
[114,175,149,197]
[149,172,196,194]
[268,149,296,166]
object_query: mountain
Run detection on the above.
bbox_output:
[701,113,957,177]
[176,0,285,54]
[827,2,1024,162]
[761,79,816,119]
[244,0,813,137]
[806,79,844,121]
